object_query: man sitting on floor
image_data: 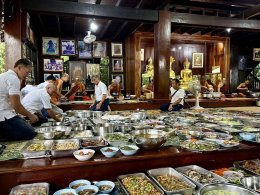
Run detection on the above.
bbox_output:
[160,78,185,111]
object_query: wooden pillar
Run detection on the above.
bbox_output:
[223,37,230,92]
[154,11,171,99]
[125,33,142,96]
[4,0,22,69]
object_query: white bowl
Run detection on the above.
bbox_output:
[100,147,119,158]
[69,179,91,190]
[76,185,99,195]
[120,145,139,156]
[95,180,115,194]
[53,188,77,195]
[240,133,256,141]
[73,149,95,161]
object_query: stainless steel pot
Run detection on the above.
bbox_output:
[93,122,116,137]
[132,129,167,150]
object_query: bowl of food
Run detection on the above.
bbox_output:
[239,133,256,141]
[198,183,258,195]
[76,185,99,195]
[53,188,77,195]
[69,179,91,190]
[95,180,115,194]
[100,147,119,157]
[132,129,167,150]
[73,149,95,161]
[240,176,260,193]
[120,145,139,156]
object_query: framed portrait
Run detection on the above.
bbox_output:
[42,37,59,56]
[112,58,123,72]
[112,74,124,90]
[43,73,51,81]
[69,61,86,83]
[93,41,107,58]
[78,41,92,58]
[192,53,203,68]
[43,58,64,72]
[111,42,123,57]
[53,73,61,79]
[86,63,100,90]
[61,39,76,56]
[253,48,260,61]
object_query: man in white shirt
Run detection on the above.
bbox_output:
[21,77,37,99]
[0,59,38,141]
[22,83,61,126]
[37,74,56,89]
[160,79,185,111]
[90,75,110,111]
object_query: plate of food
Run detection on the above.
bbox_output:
[216,140,240,148]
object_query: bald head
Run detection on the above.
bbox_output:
[46,83,57,95]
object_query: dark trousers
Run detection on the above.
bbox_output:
[0,116,36,141]
[160,103,183,111]
[90,99,110,111]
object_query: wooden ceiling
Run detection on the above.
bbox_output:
[26,0,260,43]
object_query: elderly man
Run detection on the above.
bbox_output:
[0,59,38,141]
[22,83,61,126]
[90,75,110,111]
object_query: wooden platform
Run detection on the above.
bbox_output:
[0,142,259,193]
[59,98,257,111]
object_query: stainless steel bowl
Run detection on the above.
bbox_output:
[198,183,258,195]
[132,129,166,150]
[240,176,260,193]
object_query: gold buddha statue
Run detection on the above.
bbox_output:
[170,56,175,79]
[144,57,154,78]
[142,57,154,86]
[180,57,192,90]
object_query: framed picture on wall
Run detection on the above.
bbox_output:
[69,61,86,83]
[78,41,92,58]
[111,42,123,57]
[53,73,61,79]
[61,39,76,56]
[253,48,260,61]
[112,74,124,90]
[43,73,51,81]
[112,58,123,72]
[192,53,203,68]
[43,58,63,72]
[42,37,59,56]
[93,41,107,58]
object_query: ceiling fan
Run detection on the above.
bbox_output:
[83,31,96,44]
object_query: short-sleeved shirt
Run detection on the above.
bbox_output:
[21,88,52,114]
[170,88,185,105]
[37,81,49,89]
[95,81,108,102]
[0,69,21,121]
[21,85,37,99]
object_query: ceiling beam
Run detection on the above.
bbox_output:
[200,27,214,35]
[21,0,158,23]
[236,5,260,19]
[171,12,260,30]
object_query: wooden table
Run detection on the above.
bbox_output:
[59,98,257,111]
[0,141,259,194]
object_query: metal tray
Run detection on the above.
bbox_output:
[50,139,80,157]
[233,159,260,176]
[9,182,49,195]
[117,172,164,195]
[22,140,53,159]
[0,143,6,155]
[175,165,228,188]
[147,167,196,195]
[80,136,108,151]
